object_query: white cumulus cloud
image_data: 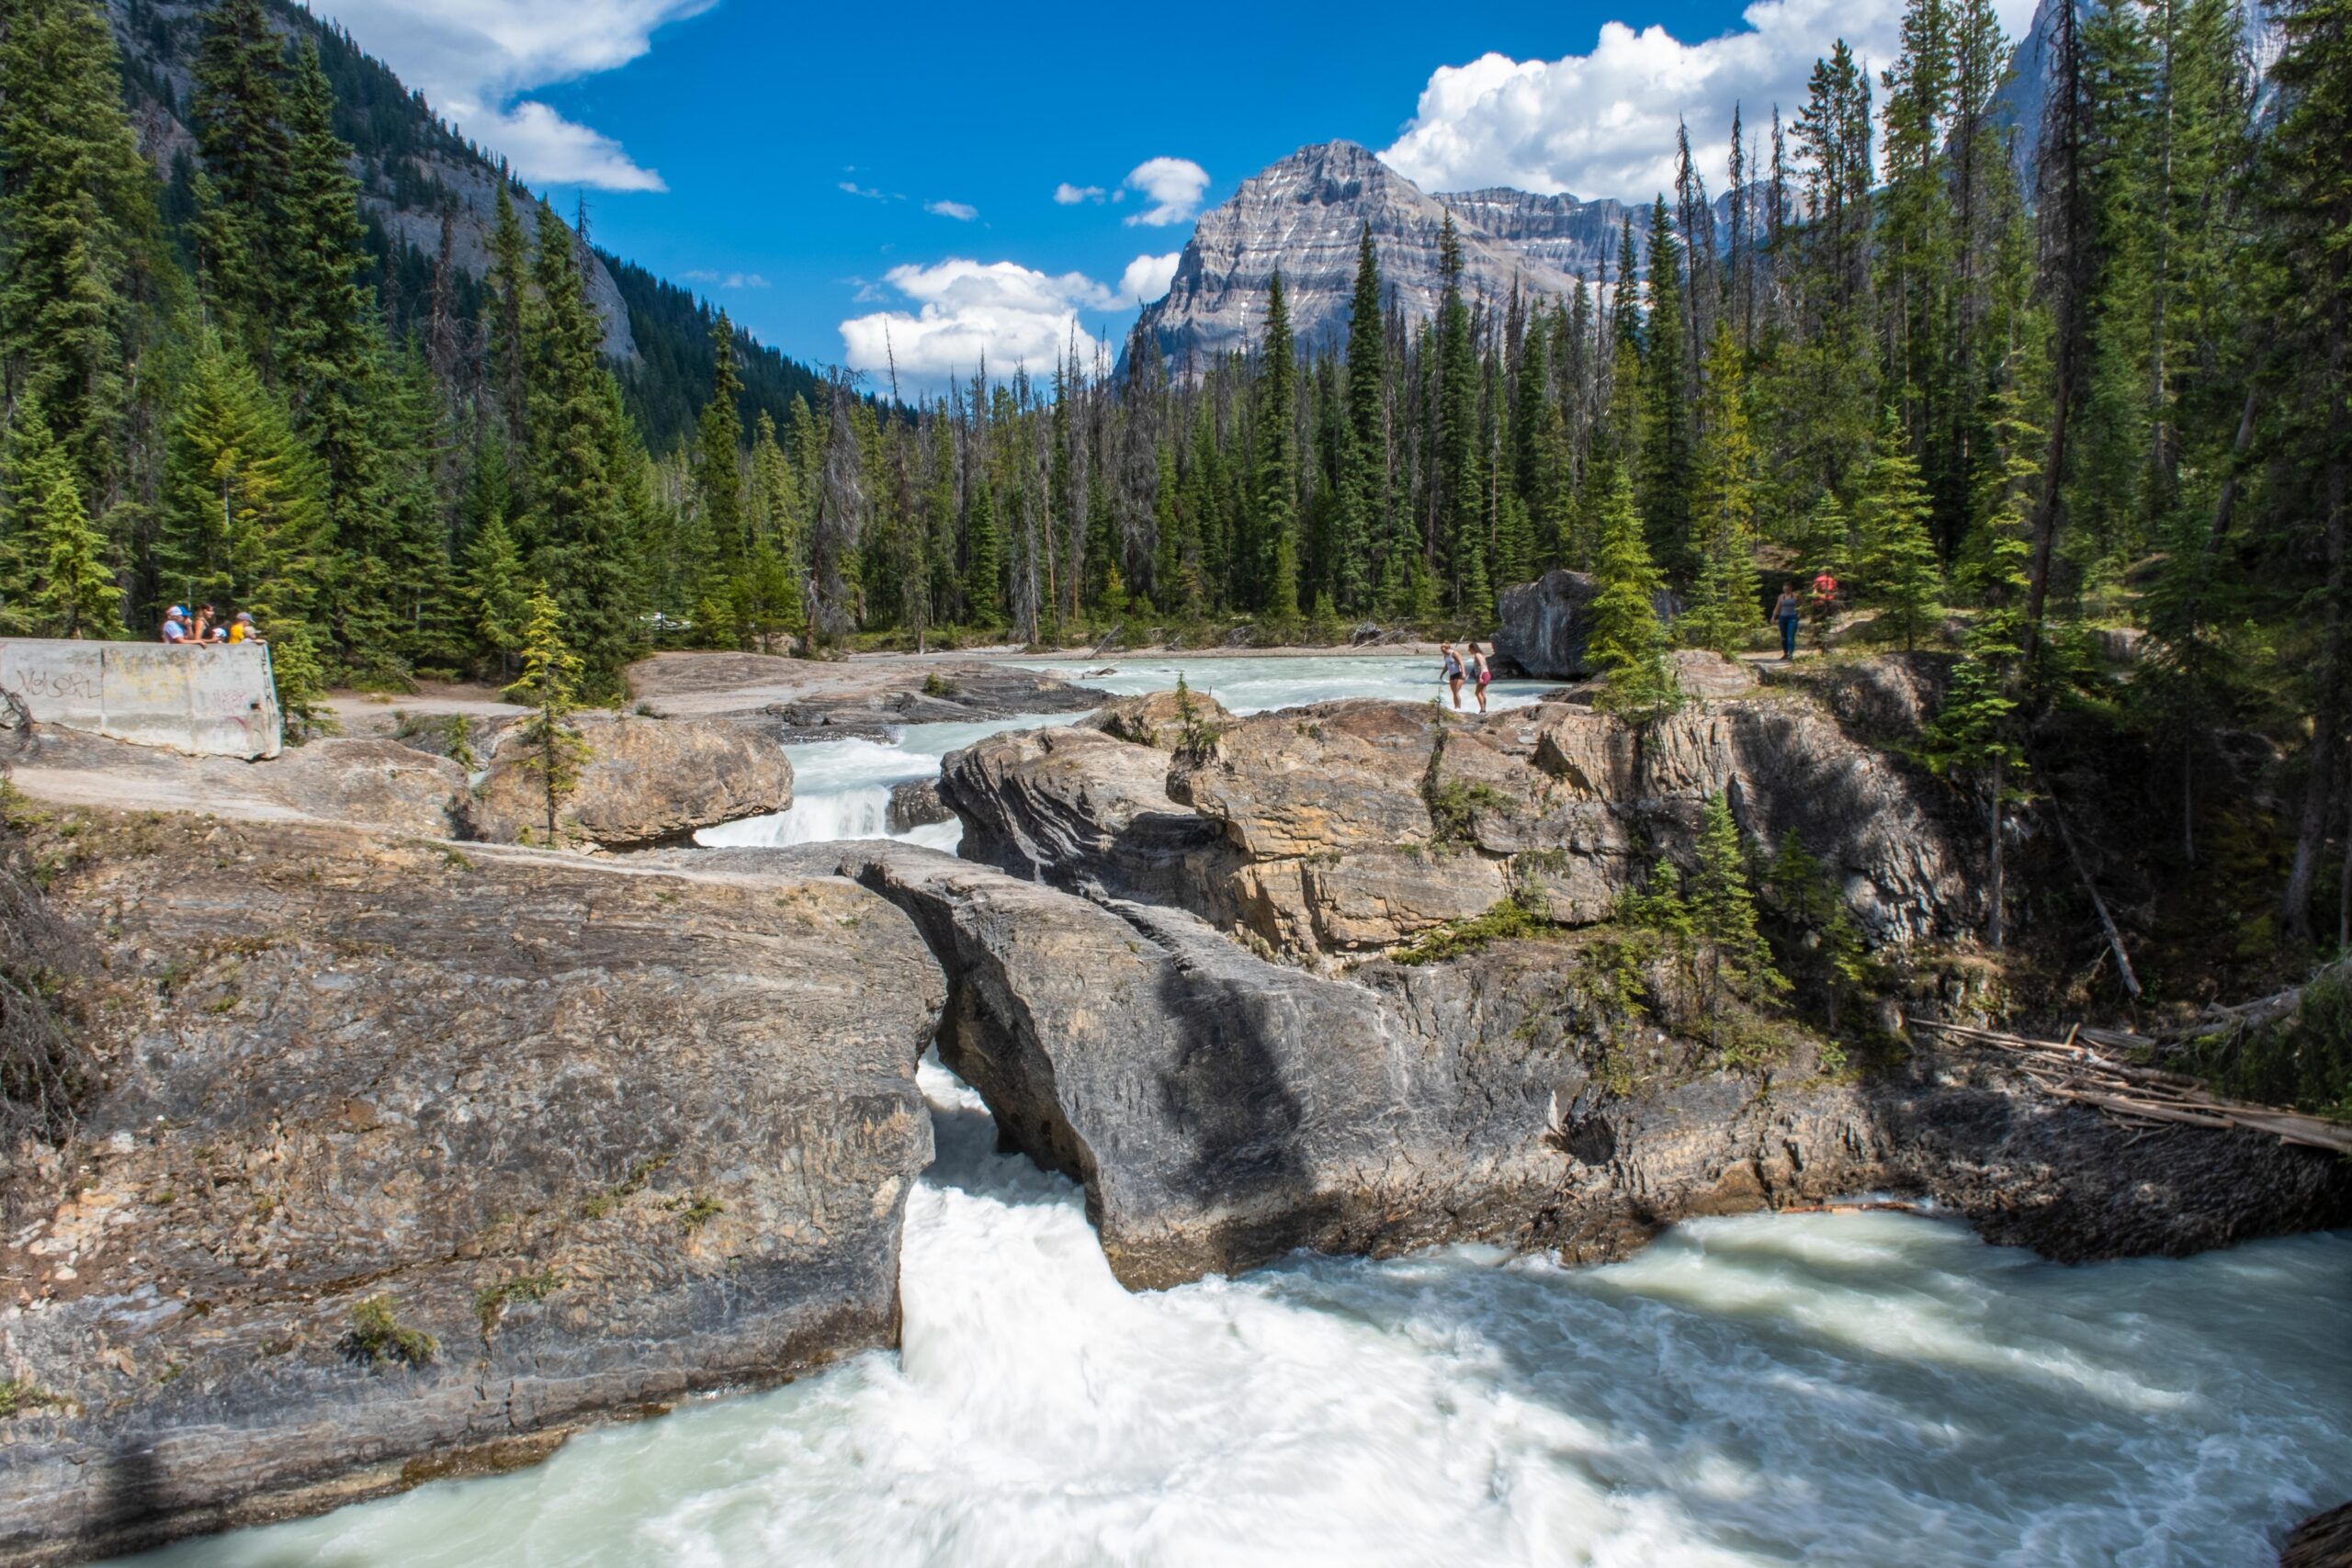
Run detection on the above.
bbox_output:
[926,199,980,220]
[1054,182,1108,205]
[1123,157,1211,227]
[840,259,1118,382]
[1117,252,1181,304]
[1378,0,2040,202]
[299,0,714,191]
[682,269,769,288]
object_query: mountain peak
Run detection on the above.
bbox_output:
[1136,144,1623,371]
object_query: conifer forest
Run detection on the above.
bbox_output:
[1,0,2349,965]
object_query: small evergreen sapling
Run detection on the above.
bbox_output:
[505,584,590,843]
[1689,793,1788,1041]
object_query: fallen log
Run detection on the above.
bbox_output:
[1910,1019,2352,1156]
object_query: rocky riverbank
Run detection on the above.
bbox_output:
[1,647,2345,1564]
[0,811,938,1566]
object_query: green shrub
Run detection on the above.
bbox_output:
[342,1295,436,1369]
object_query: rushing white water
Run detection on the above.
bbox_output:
[694,656,1552,853]
[128,1057,2352,1568]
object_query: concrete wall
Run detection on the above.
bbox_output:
[0,638,282,759]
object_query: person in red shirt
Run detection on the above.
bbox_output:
[1808,569,1839,649]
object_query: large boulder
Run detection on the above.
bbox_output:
[796,842,2352,1293]
[1493,569,1605,679]
[939,722,1244,917]
[465,714,793,848]
[0,814,939,1565]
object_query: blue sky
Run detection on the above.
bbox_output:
[305,0,2038,389]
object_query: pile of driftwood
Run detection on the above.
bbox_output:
[1912,1019,2352,1156]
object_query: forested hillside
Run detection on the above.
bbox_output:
[0,0,2346,969]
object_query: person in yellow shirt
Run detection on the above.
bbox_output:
[226,612,265,645]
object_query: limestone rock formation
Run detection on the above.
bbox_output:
[0,815,940,1565]
[779,841,2352,1295]
[464,714,794,848]
[944,678,1978,961]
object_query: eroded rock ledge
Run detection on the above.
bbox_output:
[0,816,938,1567]
[945,686,1978,963]
[757,840,2352,1294]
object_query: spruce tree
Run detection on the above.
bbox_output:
[1640,197,1693,569]
[1435,214,1484,609]
[523,199,638,682]
[467,509,527,671]
[1337,224,1386,611]
[1929,385,2038,948]
[1258,270,1300,622]
[1588,466,1680,723]
[485,182,533,448]
[697,311,746,562]
[964,479,1002,625]
[1682,321,1759,657]
[1690,792,1786,1042]
[157,333,325,648]
[279,37,399,671]
[189,0,290,350]
[0,0,156,507]
[9,402,121,637]
[1856,413,1944,651]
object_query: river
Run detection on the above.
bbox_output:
[124,654,2352,1566]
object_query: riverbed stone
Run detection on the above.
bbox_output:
[464,713,793,848]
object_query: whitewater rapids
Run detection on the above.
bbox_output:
[128,1057,2352,1566]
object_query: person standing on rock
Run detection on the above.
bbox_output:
[1467,641,1493,712]
[1773,583,1804,660]
[1439,643,1465,709]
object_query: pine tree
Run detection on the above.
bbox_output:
[467,509,527,670]
[1337,224,1386,611]
[189,0,290,350]
[1435,214,1484,609]
[1690,792,1787,1042]
[485,182,533,448]
[963,479,1001,625]
[808,377,865,644]
[1929,382,2039,948]
[8,401,121,637]
[523,200,638,682]
[1588,466,1680,723]
[1681,321,1758,657]
[1258,270,1300,621]
[1856,413,1944,650]
[504,583,589,844]
[0,0,157,509]
[1640,196,1693,568]
[157,333,325,646]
